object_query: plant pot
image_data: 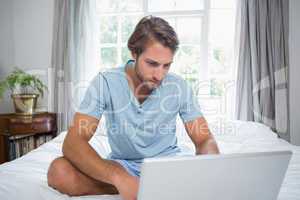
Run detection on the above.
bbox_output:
[11,93,38,115]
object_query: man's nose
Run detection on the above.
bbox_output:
[153,66,164,81]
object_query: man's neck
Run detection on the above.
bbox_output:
[125,64,152,103]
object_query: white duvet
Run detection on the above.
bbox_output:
[0,120,299,200]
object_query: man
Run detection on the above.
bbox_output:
[47,16,219,200]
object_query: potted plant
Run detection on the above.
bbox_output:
[0,68,48,115]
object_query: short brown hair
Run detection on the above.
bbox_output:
[128,16,179,56]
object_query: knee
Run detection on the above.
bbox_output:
[47,157,79,195]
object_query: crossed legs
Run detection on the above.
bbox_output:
[47,157,119,196]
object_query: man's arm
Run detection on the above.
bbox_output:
[184,116,220,155]
[62,112,130,186]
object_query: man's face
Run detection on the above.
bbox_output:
[133,41,174,90]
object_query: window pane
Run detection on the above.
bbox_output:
[210,78,225,96]
[96,0,143,13]
[100,16,118,44]
[148,0,204,12]
[177,17,202,44]
[171,45,201,87]
[210,0,235,9]
[121,47,131,63]
[121,15,143,43]
[209,10,235,76]
[207,5,236,117]
[100,47,117,68]
[209,47,229,74]
[209,10,235,46]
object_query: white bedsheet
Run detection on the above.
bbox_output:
[0,120,299,200]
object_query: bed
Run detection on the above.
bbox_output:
[0,119,299,200]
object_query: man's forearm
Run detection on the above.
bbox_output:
[62,129,128,186]
[195,136,220,155]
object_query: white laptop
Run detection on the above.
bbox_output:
[137,151,292,200]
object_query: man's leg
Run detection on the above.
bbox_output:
[47,157,119,196]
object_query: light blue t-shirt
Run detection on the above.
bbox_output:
[78,60,202,161]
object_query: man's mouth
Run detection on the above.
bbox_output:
[150,81,160,85]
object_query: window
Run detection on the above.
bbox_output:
[96,0,236,121]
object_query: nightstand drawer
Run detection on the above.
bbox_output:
[8,122,35,135]
[8,116,55,135]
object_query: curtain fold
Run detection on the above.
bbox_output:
[235,0,289,140]
[50,0,99,133]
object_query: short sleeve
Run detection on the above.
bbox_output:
[77,73,108,119]
[179,80,203,123]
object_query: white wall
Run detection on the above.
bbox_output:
[0,0,54,113]
[289,0,300,145]
[0,0,14,113]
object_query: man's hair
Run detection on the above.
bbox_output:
[127,16,179,56]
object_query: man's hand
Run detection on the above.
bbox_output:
[114,173,139,200]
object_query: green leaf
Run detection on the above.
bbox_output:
[0,67,47,99]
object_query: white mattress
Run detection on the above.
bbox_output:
[0,120,299,200]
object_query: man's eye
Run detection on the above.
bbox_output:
[148,62,158,66]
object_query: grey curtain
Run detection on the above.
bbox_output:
[50,0,99,133]
[235,0,290,140]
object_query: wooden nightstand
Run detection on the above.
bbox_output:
[0,112,57,164]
